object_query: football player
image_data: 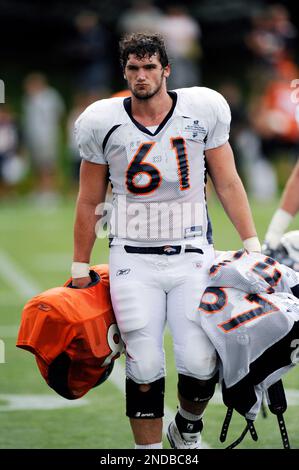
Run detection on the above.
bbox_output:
[72,32,261,449]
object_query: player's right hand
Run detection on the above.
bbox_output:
[71,276,92,289]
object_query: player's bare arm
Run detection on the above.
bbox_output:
[205,142,259,247]
[280,160,299,216]
[73,161,108,287]
[264,160,299,250]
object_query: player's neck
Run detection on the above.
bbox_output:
[131,89,173,127]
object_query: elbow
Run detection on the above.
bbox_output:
[76,194,101,211]
[215,175,243,196]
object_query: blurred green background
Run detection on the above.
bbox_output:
[1,0,299,451]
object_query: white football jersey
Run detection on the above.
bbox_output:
[198,251,299,415]
[75,87,231,244]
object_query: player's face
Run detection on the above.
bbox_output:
[124,54,170,100]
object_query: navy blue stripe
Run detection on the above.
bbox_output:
[206,208,213,244]
[102,124,121,152]
[204,159,213,244]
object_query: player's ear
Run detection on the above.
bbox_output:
[163,64,171,79]
[123,63,129,81]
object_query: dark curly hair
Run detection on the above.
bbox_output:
[119,32,169,71]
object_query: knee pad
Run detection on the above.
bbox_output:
[126,377,165,419]
[178,373,219,403]
[126,338,164,383]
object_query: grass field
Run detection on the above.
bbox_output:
[0,194,298,449]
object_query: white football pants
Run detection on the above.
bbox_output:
[109,244,217,384]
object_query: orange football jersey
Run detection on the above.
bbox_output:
[111,89,131,98]
[17,265,124,399]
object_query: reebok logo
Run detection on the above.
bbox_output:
[116,269,131,276]
[38,303,52,312]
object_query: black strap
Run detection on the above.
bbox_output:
[247,420,258,441]
[226,420,258,449]
[124,245,203,255]
[267,380,291,449]
[220,407,233,442]
[226,424,249,449]
[220,405,258,448]
[276,413,291,449]
[267,380,287,414]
